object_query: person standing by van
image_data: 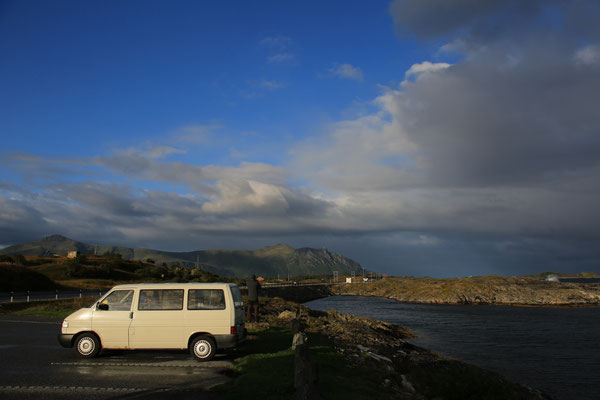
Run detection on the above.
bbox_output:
[246,274,261,322]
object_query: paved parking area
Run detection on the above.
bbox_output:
[0,316,233,399]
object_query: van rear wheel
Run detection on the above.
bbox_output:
[75,333,101,358]
[190,336,216,361]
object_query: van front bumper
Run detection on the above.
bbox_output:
[58,333,75,348]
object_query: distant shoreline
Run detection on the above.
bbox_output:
[334,293,600,308]
[330,276,600,307]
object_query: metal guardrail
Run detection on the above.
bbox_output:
[0,290,107,304]
[243,282,340,289]
[0,281,348,304]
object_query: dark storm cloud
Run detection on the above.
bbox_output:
[382,1,600,217]
[389,0,600,42]
[57,183,155,217]
[0,197,51,245]
[289,0,600,274]
[393,38,600,187]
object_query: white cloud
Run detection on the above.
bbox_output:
[260,35,296,65]
[329,63,364,81]
[144,146,187,159]
[202,180,290,215]
[404,61,451,79]
[574,44,600,65]
[256,79,285,90]
[260,35,291,49]
[408,235,441,246]
[174,124,220,145]
[267,53,294,63]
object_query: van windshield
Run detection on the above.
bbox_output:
[99,290,134,311]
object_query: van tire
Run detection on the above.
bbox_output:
[75,333,101,358]
[190,336,216,361]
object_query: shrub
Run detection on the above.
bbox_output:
[12,254,26,265]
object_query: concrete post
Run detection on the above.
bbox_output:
[292,319,320,400]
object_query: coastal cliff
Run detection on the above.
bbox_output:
[332,276,600,306]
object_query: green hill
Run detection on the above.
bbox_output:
[1,235,364,278]
[0,253,236,291]
[0,264,58,292]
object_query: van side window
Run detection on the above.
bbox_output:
[188,289,226,310]
[230,285,244,308]
[138,289,184,310]
[100,290,134,311]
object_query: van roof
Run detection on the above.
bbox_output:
[111,282,237,289]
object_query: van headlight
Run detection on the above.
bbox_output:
[62,320,69,329]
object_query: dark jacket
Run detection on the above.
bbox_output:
[247,276,261,302]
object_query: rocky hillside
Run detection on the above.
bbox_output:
[1,235,363,278]
[334,276,600,305]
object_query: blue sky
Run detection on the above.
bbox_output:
[2,1,413,160]
[1,0,600,277]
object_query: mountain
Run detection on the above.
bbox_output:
[0,235,365,278]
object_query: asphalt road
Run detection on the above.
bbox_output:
[0,315,233,399]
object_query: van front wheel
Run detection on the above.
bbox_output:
[190,336,216,361]
[75,333,101,358]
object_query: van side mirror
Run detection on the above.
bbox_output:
[98,303,109,311]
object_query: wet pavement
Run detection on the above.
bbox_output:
[0,315,232,399]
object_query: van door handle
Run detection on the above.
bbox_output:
[129,312,134,319]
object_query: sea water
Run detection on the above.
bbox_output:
[305,296,600,400]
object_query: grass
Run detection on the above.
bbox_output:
[402,359,541,400]
[224,328,296,400]
[13,309,76,318]
[222,327,397,400]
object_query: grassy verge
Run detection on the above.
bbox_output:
[221,326,396,400]
[0,296,97,318]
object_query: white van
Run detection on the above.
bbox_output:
[58,283,246,361]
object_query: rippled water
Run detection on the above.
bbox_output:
[305,296,600,400]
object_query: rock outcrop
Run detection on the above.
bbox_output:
[333,276,600,306]
[257,297,551,399]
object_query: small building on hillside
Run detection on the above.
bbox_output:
[67,251,80,259]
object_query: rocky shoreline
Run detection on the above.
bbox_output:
[257,296,552,400]
[332,276,600,306]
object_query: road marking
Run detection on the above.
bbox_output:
[0,319,60,325]
[0,385,152,392]
[51,362,217,368]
